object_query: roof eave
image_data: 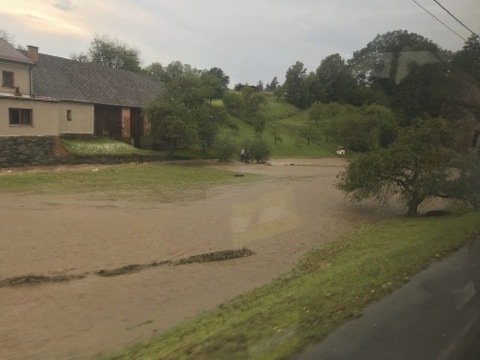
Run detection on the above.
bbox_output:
[0,57,36,66]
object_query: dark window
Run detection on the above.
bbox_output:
[67,109,72,121]
[2,71,14,88]
[9,108,32,126]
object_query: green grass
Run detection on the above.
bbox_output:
[266,111,333,158]
[61,137,160,157]
[222,96,335,158]
[61,137,221,161]
[107,211,480,359]
[0,164,259,202]
[210,95,335,158]
[262,94,299,121]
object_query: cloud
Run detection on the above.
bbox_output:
[0,1,87,37]
[1,0,478,85]
[53,0,74,12]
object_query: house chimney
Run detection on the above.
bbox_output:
[27,45,39,63]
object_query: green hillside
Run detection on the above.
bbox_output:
[61,94,338,160]
[223,93,334,159]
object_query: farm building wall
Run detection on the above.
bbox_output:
[58,102,94,135]
[0,98,94,136]
[0,61,31,96]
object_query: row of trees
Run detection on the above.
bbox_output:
[262,30,479,216]
[72,32,479,215]
[330,32,480,216]
[280,31,479,121]
[73,35,236,156]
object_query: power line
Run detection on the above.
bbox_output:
[411,0,466,41]
[432,0,478,37]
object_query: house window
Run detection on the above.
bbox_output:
[67,109,72,121]
[2,71,14,88]
[9,108,32,126]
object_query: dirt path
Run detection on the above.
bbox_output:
[0,159,407,359]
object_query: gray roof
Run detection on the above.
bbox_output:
[32,53,162,107]
[0,38,35,64]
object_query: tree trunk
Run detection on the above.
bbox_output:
[406,197,422,217]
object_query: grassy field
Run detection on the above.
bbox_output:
[107,211,480,360]
[0,164,259,202]
[261,93,299,121]
[266,110,333,158]
[226,94,335,159]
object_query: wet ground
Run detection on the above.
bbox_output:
[0,159,432,359]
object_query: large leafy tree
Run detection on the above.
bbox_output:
[146,73,225,153]
[338,118,465,216]
[452,35,480,85]
[393,62,456,122]
[350,30,444,94]
[207,67,230,89]
[283,61,312,108]
[265,76,279,91]
[327,104,398,152]
[72,35,141,72]
[143,62,166,81]
[315,54,358,104]
[223,87,266,135]
[394,35,480,125]
[200,67,229,102]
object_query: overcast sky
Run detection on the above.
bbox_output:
[0,0,478,85]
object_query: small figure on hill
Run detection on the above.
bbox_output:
[240,147,245,162]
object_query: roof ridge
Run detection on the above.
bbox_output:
[32,51,162,107]
[37,52,154,79]
[0,38,35,64]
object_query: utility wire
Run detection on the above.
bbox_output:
[432,0,478,37]
[411,0,466,41]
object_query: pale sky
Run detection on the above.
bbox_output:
[0,0,478,85]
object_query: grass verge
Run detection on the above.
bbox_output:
[61,137,161,157]
[0,163,260,202]
[60,137,219,161]
[107,211,480,360]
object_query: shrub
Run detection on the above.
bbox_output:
[215,132,239,162]
[244,137,271,163]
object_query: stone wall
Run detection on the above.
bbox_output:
[0,136,164,168]
[0,136,58,167]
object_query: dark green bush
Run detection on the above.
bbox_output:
[244,137,271,163]
[215,132,240,162]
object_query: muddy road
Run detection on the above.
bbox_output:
[0,159,413,359]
